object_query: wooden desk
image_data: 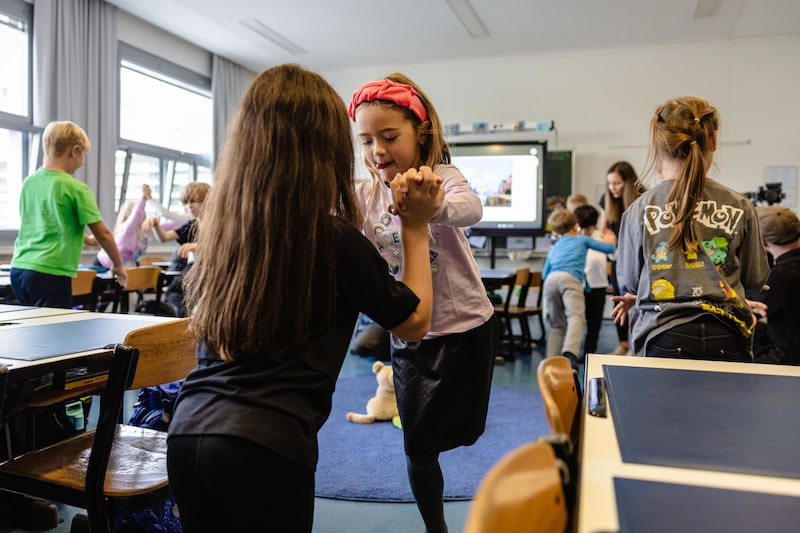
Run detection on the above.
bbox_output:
[0,306,85,322]
[578,354,800,533]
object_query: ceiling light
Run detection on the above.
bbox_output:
[693,0,720,18]
[445,0,490,38]
[239,19,306,54]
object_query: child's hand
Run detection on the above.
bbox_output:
[391,166,443,226]
[141,216,159,231]
[610,293,635,326]
[600,227,617,244]
[142,183,152,200]
[178,242,197,259]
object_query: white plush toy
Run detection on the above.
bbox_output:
[346,361,399,424]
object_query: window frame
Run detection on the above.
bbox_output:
[116,42,213,213]
[0,0,34,245]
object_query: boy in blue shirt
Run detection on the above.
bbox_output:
[543,208,616,367]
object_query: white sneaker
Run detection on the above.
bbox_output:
[611,343,629,355]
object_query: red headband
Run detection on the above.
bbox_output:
[348,79,428,123]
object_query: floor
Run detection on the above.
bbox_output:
[1,312,622,533]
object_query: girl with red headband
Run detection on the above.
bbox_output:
[350,73,498,533]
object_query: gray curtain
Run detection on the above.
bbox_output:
[212,54,256,158]
[33,0,118,223]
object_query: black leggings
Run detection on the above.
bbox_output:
[168,435,315,533]
[406,453,447,533]
[609,260,628,343]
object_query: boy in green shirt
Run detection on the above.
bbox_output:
[11,120,128,308]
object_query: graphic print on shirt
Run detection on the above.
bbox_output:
[645,200,742,281]
[643,200,744,236]
[651,242,669,263]
[643,198,753,337]
[372,212,439,275]
[651,278,675,300]
[702,236,728,265]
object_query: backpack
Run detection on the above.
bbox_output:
[134,298,178,317]
[112,381,184,533]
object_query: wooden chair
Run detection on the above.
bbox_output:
[71,270,98,311]
[537,356,583,447]
[493,268,531,357]
[112,266,162,314]
[464,436,570,533]
[0,317,196,533]
[520,270,545,346]
[136,256,168,267]
[491,269,524,360]
[496,270,546,351]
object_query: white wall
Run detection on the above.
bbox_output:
[117,10,211,77]
[324,35,800,207]
[116,11,800,207]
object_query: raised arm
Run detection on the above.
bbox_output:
[145,186,192,223]
[388,166,444,341]
[143,216,179,243]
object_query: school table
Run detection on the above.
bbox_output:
[479,269,514,291]
[578,354,800,533]
[0,275,11,303]
[0,310,173,421]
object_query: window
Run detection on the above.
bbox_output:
[0,0,35,236]
[116,43,212,215]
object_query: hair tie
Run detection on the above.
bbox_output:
[348,79,428,123]
[694,117,700,123]
[690,141,697,145]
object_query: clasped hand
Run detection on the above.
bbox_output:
[388,166,444,224]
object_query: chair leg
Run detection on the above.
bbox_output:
[503,316,516,356]
[518,316,533,351]
[532,314,546,345]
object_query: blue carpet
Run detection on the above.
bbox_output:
[315,375,548,502]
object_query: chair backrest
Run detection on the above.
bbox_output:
[527,271,543,308]
[122,266,162,292]
[84,317,196,531]
[511,267,532,307]
[125,317,196,390]
[537,356,582,442]
[496,272,518,312]
[136,256,167,267]
[71,269,97,297]
[464,438,569,533]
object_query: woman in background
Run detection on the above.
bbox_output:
[599,160,644,354]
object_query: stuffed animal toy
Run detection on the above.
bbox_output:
[346,361,399,424]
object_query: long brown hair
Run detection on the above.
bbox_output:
[604,161,643,226]
[644,96,719,254]
[184,64,360,360]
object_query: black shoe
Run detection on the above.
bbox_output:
[563,352,580,370]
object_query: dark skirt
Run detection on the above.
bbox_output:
[391,315,498,456]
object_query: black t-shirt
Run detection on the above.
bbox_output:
[168,219,198,273]
[168,222,420,470]
[755,248,800,363]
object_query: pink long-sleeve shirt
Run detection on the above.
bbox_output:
[97,196,148,268]
[356,164,494,338]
